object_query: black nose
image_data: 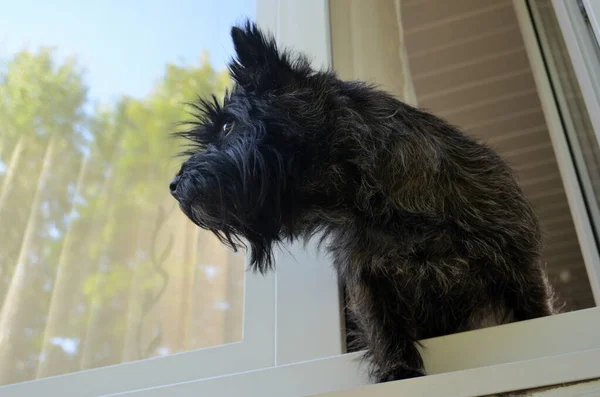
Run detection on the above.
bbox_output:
[169,175,181,197]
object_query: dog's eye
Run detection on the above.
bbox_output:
[222,121,235,135]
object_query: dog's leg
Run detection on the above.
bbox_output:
[375,342,424,383]
[348,274,425,383]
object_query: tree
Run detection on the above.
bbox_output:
[77,53,238,366]
[0,49,245,385]
[0,49,87,384]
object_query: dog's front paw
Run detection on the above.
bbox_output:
[378,368,425,383]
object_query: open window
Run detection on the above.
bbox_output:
[0,2,281,395]
[1,0,600,396]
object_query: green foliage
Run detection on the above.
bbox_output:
[0,48,231,383]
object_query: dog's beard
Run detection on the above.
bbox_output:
[175,137,288,273]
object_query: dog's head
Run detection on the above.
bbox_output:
[170,22,344,273]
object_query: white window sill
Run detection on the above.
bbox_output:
[313,349,600,397]
[100,308,600,397]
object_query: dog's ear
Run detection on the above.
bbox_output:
[230,22,277,72]
[229,21,311,92]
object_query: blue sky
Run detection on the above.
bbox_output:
[0,0,255,103]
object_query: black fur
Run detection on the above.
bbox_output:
[170,21,555,382]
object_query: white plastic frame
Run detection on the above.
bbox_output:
[550,0,600,303]
[258,0,344,366]
[106,308,600,397]
[552,0,600,153]
[583,0,600,55]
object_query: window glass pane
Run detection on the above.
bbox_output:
[528,0,600,302]
[0,0,254,386]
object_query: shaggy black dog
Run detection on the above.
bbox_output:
[170,22,555,382]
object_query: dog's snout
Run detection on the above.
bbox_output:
[169,175,181,197]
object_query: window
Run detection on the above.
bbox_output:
[1,0,600,396]
[529,0,600,304]
[0,1,281,395]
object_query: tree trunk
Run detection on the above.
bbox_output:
[35,155,89,378]
[223,249,244,344]
[77,154,120,371]
[176,220,199,351]
[187,232,230,350]
[120,213,155,363]
[0,135,25,214]
[0,135,58,384]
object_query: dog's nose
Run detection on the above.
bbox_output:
[169,175,181,197]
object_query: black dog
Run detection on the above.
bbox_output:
[170,22,555,382]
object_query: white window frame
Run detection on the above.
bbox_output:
[99,309,600,397]
[549,0,600,302]
[584,0,600,48]
[2,1,600,396]
[257,0,344,366]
